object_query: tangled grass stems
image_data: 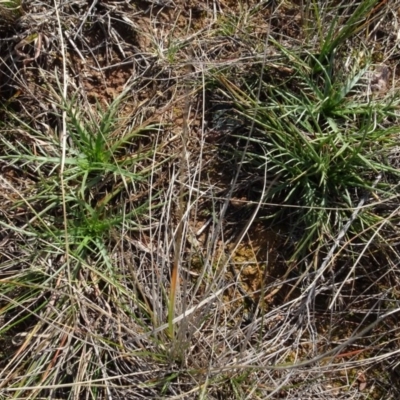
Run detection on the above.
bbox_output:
[1,0,400,398]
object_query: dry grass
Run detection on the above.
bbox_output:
[1,0,400,399]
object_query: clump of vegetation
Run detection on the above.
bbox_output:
[223,46,400,258]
